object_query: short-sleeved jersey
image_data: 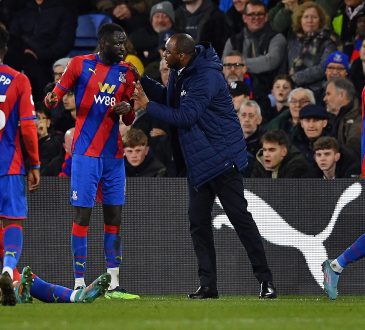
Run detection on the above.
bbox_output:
[0,65,36,176]
[53,54,136,158]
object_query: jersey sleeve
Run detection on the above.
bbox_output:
[53,56,81,101]
[121,67,136,126]
[16,73,35,121]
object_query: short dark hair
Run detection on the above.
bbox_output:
[124,128,148,148]
[35,102,51,119]
[261,130,289,149]
[326,78,356,102]
[244,0,267,14]
[272,74,295,89]
[313,136,339,153]
[0,26,9,52]
[172,33,195,55]
[97,23,125,42]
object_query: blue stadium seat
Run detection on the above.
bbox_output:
[68,14,113,57]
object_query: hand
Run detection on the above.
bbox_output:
[282,0,298,11]
[112,101,132,116]
[150,128,167,137]
[24,48,38,59]
[45,92,58,108]
[28,168,40,192]
[113,4,131,20]
[132,81,149,110]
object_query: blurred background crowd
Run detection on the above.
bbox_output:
[1,0,363,179]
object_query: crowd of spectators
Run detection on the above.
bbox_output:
[1,0,363,179]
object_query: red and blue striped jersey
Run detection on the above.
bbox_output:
[51,54,136,158]
[0,65,38,176]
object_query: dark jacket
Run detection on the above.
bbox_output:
[125,152,167,177]
[141,43,248,187]
[251,146,309,178]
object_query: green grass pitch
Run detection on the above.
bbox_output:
[1,295,365,330]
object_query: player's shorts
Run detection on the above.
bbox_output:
[70,154,126,208]
[0,175,27,219]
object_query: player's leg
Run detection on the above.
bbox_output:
[322,233,365,299]
[28,271,110,303]
[0,175,27,306]
[0,225,20,282]
[101,157,139,300]
[70,154,101,289]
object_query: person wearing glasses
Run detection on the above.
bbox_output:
[223,0,287,96]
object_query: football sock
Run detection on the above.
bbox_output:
[330,259,343,273]
[71,223,88,281]
[30,275,72,303]
[2,224,23,279]
[104,224,121,290]
[337,234,365,269]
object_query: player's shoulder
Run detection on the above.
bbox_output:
[119,61,140,80]
[70,53,97,65]
[0,64,21,78]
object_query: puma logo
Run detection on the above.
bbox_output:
[213,183,362,288]
[5,251,16,257]
[75,261,86,268]
[88,68,97,75]
[53,294,59,302]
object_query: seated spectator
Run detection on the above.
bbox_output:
[129,1,175,78]
[35,104,64,176]
[62,90,77,122]
[324,78,361,160]
[313,136,360,179]
[264,87,315,139]
[52,57,70,82]
[124,128,167,177]
[226,0,247,35]
[228,80,251,111]
[349,39,365,97]
[4,0,77,101]
[223,0,287,95]
[258,74,294,123]
[251,129,309,178]
[350,9,365,63]
[287,1,337,92]
[59,127,75,178]
[291,104,332,167]
[237,100,264,156]
[175,0,231,57]
[96,0,156,34]
[314,50,350,105]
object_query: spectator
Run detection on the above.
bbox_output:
[349,9,365,63]
[314,50,350,105]
[35,105,64,176]
[129,1,175,78]
[124,128,167,177]
[291,104,332,167]
[287,1,337,91]
[226,0,247,35]
[251,129,309,178]
[175,0,231,57]
[258,74,294,123]
[268,0,301,36]
[265,87,315,139]
[313,136,360,178]
[62,90,77,122]
[332,0,365,58]
[223,0,287,95]
[52,57,70,83]
[237,100,264,156]
[228,80,251,111]
[4,0,77,101]
[324,77,361,159]
[349,39,365,97]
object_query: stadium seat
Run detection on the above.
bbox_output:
[68,14,113,57]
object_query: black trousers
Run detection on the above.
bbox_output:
[188,167,272,289]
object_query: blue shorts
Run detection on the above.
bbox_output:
[0,175,27,219]
[70,154,126,207]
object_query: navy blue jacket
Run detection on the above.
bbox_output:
[141,43,248,187]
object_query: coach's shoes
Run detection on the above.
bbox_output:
[105,286,140,300]
[188,286,219,299]
[15,266,34,304]
[259,281,277,299]
[322,259,339,300]
[0,271,16,306]
[75,273,111,303]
